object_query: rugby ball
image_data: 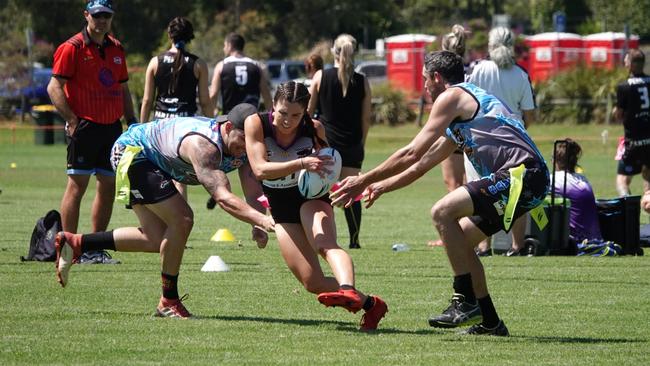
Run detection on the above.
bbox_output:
[297,147,342,199]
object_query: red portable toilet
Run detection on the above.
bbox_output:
[584,32,640,69]
[384,34,436,96]
[526,32,583,82]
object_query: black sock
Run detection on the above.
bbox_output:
[477,295,499,328]
[80,231,115,252]
[452,273,476,304]
[161,272,179,300]
[344,201,362,245]
[340,284,355,291]
[362,296,374,311]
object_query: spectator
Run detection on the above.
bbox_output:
[553,139,602,242]
[466,26,536,257]
[308,34,371,249]
[613,49,650,197]
[54,104,274,318]
[245,81,387,331]
[303,53,324,89]
[46,1,136,248]
[140,16,213,200]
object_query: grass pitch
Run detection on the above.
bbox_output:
[0,122,648,365]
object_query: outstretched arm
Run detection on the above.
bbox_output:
[183,135,274,232]
[364,136,456,208]
[331,88,464,207]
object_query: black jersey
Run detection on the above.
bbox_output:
[316,68,366,146]
[153,51,198,119]
[220,56,262,113]
[616,73,650,140]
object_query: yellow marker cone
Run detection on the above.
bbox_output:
[211,228,236,242]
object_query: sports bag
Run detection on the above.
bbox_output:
[21,210,62,262]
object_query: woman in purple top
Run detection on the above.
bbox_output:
[553,139,602,242]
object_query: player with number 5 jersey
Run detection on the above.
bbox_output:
[210,32,272,114]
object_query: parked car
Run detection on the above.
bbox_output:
[264,60,307,96]
[355,60,387,86]
[0,67,52,117]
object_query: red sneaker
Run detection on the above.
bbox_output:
[155,295,193,319]
[317,289,364,313]
[55,231,82,288]
[360,296,388,331]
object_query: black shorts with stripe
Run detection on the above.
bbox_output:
[466,166,549,236]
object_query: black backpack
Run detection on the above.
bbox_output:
[21,210,62,262]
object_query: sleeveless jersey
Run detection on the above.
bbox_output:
[114,117,246,185]
[220,56,262,113]
[317,68,366,146]
[616,73,650,140]
[447,82,546,177]
[153,51,199,119]
[257,112,314,191]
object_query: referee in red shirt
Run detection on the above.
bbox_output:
[47,0,136,237]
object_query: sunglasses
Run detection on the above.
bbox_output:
[91,12,113,19]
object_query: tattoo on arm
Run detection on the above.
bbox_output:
[191,138,230,196]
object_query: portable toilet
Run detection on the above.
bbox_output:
[583,32,639,69]
[526,32,583,82]
[384,34,436,96]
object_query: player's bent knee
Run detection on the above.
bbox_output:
[431,201,454,225]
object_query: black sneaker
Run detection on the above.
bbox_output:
[428,293,482,328]
[78,250,121,264]
[349,242,361,249]
[206,197,217,210]
[461,320,510,336]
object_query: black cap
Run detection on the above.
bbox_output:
[215,103,257,130]
[86,0,114,14]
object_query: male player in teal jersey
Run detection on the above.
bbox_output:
[330,51,549,336]
[54,103,275,318]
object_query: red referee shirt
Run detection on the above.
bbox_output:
[52,27,129,124]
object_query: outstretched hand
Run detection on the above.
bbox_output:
[330,175,366,208]
[252,226,269,248]
[362,183,385,208]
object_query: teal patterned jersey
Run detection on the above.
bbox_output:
[446,82,546,177]
[113,117,247,185]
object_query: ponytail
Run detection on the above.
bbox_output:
[488,27,515,69]
[166,17,195,94]
[332,34,357,97]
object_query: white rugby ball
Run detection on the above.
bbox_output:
[297,147,342,199]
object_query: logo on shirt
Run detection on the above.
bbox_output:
[98,67,115,87]
[113,56,122,65]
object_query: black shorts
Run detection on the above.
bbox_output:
[329,142,364,169]
[263,186,330,224]
[617,142,650,175]
[67,119,122,176]
[466,166,549,236]
[123,159,178,206]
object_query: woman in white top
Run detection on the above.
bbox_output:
[467,27,536,256]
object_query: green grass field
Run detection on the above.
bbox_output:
[0,122,648,365]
